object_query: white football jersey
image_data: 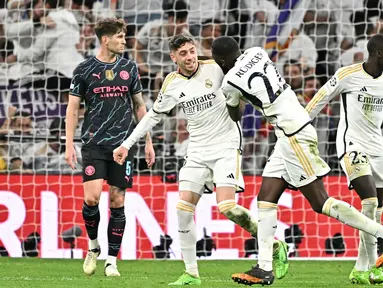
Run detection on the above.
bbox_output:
[222,47,312,137]
[153,60,242,152]
[306,63,383,157]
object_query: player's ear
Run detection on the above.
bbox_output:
[170,51,177,64]
[377,49,382,58]
[102,35,109,45]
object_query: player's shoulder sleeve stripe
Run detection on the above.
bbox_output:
[198,59,216,65]
[160,72,177,93]
[337,63,362,81]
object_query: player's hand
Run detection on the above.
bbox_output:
[145,143,155,168]
[65,145,78,170]
[113,146,129,165]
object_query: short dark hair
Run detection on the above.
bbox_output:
[211,36,240,57]
[166,0,189,20]
[94,18,127,41]
[168,34,195,51]
[367,33,383,54]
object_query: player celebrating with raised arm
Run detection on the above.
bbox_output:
[306,34,383,284]
[113,34,289,286]
[65,18,155,277]
[211,36,383,286]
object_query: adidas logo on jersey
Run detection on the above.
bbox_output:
[360,86,367,92]
[299,175,306,181]
[180,92,185,98]
[227,173,235,179]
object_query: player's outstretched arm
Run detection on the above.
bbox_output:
[65,95,81,169]
[113,109,162,165]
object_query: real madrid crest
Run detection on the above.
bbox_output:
[205,78,213,88]
[105,70,115,81]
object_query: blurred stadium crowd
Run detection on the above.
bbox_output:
[0,0,382,176]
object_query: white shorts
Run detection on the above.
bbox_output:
[178,148,245,195]
[340,151,383,188]
[263,124,331,189]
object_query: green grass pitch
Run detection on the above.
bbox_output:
[0,258,357,287]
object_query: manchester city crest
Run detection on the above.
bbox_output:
[105,70,115,81]
[205,78,213,88]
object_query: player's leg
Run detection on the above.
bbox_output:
[81,148,107,275]
[280,126,383,242]
[103,154,134,276]
[378,188,383,225]
[213,148,289,279]
[299,179,383,238]
[231,147,288,286]
[372,155,383,265]
[298,177,383,283]
[169,156,207,286]
[377,188,383,225]
[351,176,382,284]
[169,188,202,286]
[339,151,382,283]
[370,156,383,226]
[213,149,258,237]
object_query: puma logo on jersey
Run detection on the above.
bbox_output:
[92,72,101,79]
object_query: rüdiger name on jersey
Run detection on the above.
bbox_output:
[223,47,312,138]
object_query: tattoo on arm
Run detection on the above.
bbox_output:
[132,93,146,112]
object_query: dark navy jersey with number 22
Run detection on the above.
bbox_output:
[69,56,142,150]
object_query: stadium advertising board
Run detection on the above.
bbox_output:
[0,175,360,259]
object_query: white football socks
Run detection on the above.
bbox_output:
[355,198,378,271]
[176,200,199,278]
[257,201,278,272]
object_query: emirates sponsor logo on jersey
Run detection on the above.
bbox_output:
[181,92,216,114]
[358,94,383,112]
[93,86,129,97]
[235,52,263,78]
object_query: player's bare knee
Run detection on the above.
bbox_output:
[109,186,125,208]
[84,195,100,206]
[215,186,235,203]
[179,190,200,206]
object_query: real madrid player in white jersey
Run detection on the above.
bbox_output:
[306,34,383,285]
[211,36,383,286]
[112,34,289,286]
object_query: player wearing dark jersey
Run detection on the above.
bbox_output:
[65,18,155,277]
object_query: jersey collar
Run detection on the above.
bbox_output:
[177,63,200,80]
